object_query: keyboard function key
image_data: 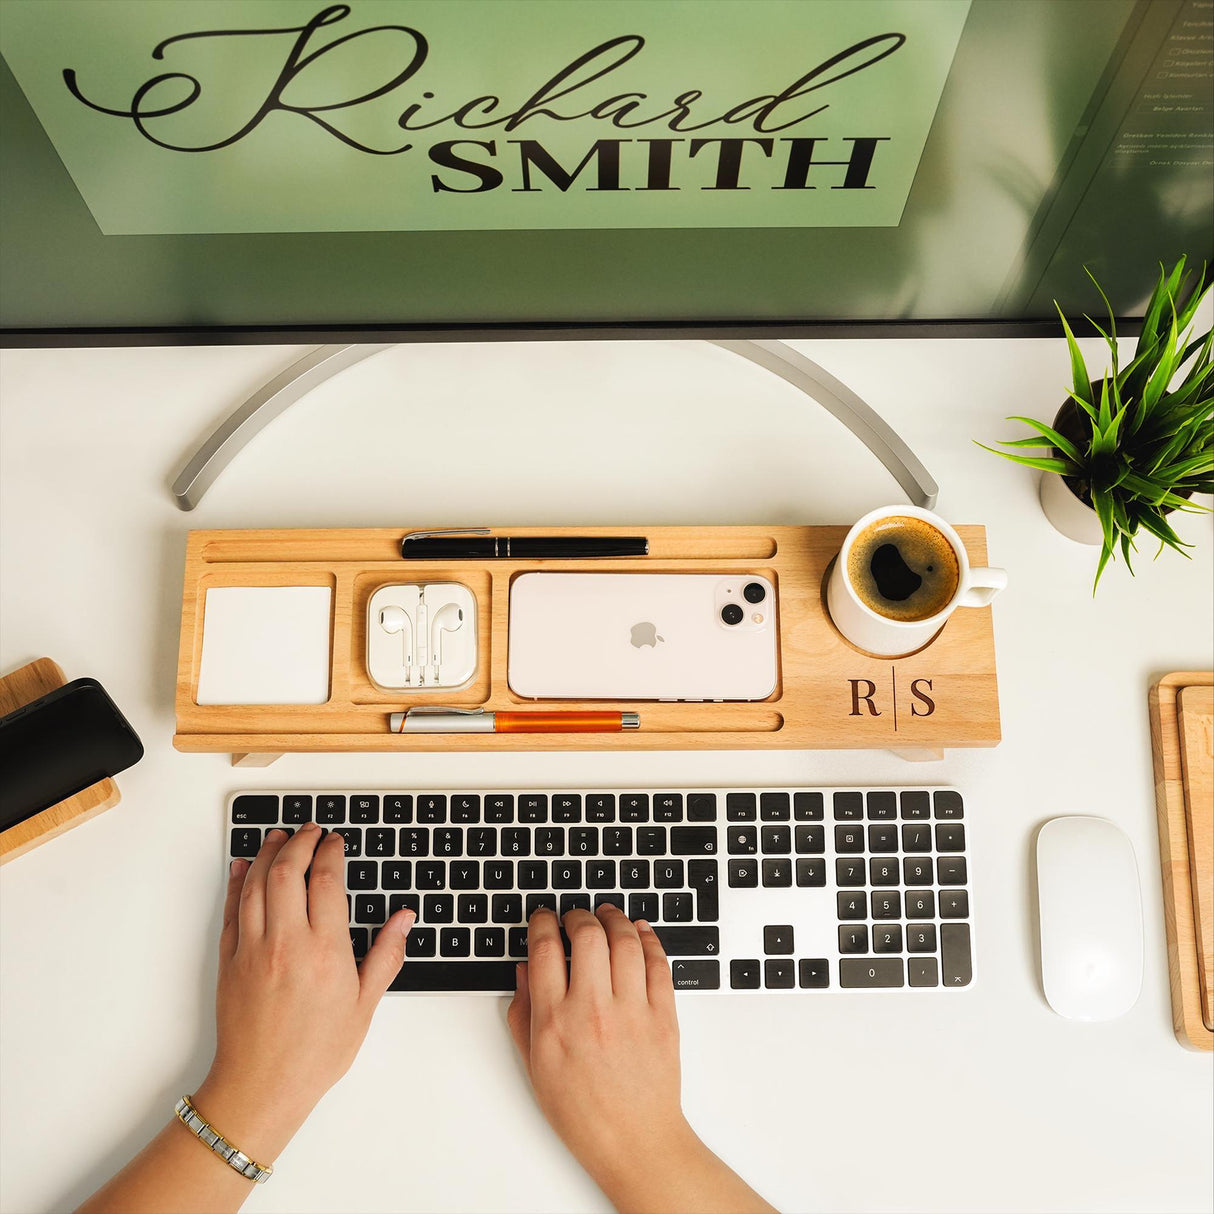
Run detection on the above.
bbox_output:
[232,795,279,825]
[687,793,717,822]
[417,795,446,824]
[484,795,514,823]
[519,795,548,823]
[619,794,649,822]
[552,794,581,822]
[451,795,481,823]
[282,795,313,823]
[759,792,791,820]
[934,790,964,819]
[350,795,379,823]
[833,791,863,820]
[316,795,346,824]
[793,792,824,820]
[726,793,757,821]
[900,790,931,819]
[653,793,684,822]
[586,794,616,822]
[866,791,897,819]
[383,795,413,823]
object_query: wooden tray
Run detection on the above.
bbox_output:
[1150,670,1214,1051]
[173,526,1001,765]
[0,658,121,864]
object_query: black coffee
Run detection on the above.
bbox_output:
[846,516,960,622]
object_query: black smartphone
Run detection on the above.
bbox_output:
[0,678,143,831]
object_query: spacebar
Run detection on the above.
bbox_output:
[652,926,719,956]
[390,962,517,992]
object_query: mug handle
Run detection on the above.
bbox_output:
[958,566,1007,608]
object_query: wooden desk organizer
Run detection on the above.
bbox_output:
[173,526,1001,765]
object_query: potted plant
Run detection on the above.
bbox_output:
[980,257,1213,588]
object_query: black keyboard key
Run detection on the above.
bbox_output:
[492,893,523,923]
[535,828,565,856]
[365,828,394,857]
[671,826,717,855]
[423,894,454,923]
[383,861,412,890]
[391,961,519,991]
[551,860,581,889]
[519,794,548,823]
[796,857,826,886]
[840,958,904,987]
[726,793,757,821]
[389,893,420,918]
[586,794,616,822]
[317,795,346,824]
[934,790,964,819]
[334,829,362,857]
[347,861,378,890]
[484,795,514,823]
[940,890,970,919]
[833,791,863,820]
[794,825,824,854]
[728,827,758,854]
[405,926,436,957]
[400,829,429,857]
[836,858,865,886]
[909,957,940,987]
[568,827,598,856]
[467,828,497,857]
[904,856,933,886]
[936,823,966,853]
[637,827,667,855]
[525,893,557,917]
[450,860,480,889]
[628,892,659,921]
[905,891,935,919]
[653,793,683,822]
[440,927,471,957]
[794,792,824,820]
[687,793,717,822]
[501,828,531,857]
[651,926,719,955]
[383,795,413,823]
[350,795,379,824]
[552,794,581,822]
[560,892,592,915]
[350,927,369,958]
[595,893,626,912]
[620,860,650,888]
[282,795,312,823]
[653,859,684,888]
[728,859,758,887]
[761,858,791,887]
[670,959,720,990]
[938,856,967,885]
[688,859,719,921]
[483,859,513,889]
[355,893,386,924]
[907,923,937,953]
[433,828,463,858]
[835,825,863,853]
[417,795,447,824]
[475,927,506,956]
[450,794,480,823]
[763,925,794,954]
[415,861,445,890]
[620,793,649,821]
[507,927,529,957]
[799,958,830,988]
[760,792,791,820]
[839,925,869,953]
[869,858,899,886]
[662,892,693,922]
[232,795,279,825]
[941,923,972,986]
[901,791,931,819]
[731,959,761,989]
[868,824,898,853]
[230,828,261,857]
[518,860,547,889]
[867,791,897,819]
[871,891,901,920]
[838,892,866,920]
[586,860,616,888]
[761,825,791,854]
[764,959,795,989]
[603,827,633,855]
[873,924,903,954]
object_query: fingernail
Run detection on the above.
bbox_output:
[267,828,286,841]
[399,910,416,937]
[229,858,249,877]
[636,920,654,933]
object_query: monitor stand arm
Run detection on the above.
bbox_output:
[170,340,938,512]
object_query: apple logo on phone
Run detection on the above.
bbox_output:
[629,622,664,648]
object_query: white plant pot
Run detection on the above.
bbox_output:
[1039,471,1104,546]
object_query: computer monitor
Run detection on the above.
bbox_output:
[1,0,1211,346]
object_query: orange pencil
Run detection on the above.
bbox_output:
[389,708,639,734]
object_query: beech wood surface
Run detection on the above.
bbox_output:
[1178,686,1214,1031]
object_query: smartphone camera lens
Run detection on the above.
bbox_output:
[743,581,766,604]
[721,603,744,626]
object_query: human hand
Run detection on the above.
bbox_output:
[194,823,414,1164]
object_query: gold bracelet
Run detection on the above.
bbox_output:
[174,1095,274,1184]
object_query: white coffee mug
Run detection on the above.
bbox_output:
[826,505,1007,656]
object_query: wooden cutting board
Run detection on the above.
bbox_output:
[1178,685,1214,1031]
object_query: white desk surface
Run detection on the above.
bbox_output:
[1,334,1212,1214]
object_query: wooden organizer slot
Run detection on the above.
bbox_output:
[173,526,1001,762]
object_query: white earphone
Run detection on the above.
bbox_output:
[429,603,464,681]
[378,605,413,678]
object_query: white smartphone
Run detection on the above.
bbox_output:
[508,573,779,701]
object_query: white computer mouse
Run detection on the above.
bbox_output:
[1036,816,1144,1021]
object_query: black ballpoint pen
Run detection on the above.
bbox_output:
[400,528,649,559]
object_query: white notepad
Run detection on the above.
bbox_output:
[196,587,332,705]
